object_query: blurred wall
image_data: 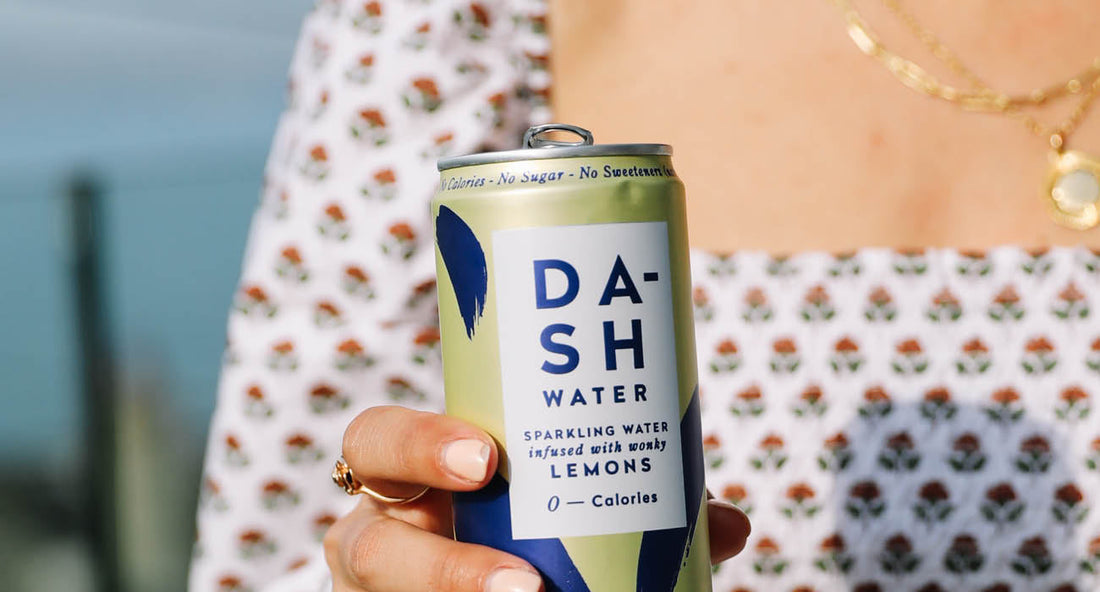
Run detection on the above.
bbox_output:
[0,2,307,590]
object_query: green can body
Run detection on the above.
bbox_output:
[433,133,711,592]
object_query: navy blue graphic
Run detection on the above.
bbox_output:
[454,474,591,592]
[435,205,488,338]
[636,386,704,591]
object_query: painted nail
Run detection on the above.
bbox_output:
[443,439,491,483]
[487,568,542,592]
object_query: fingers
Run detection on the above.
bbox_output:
[707,499,751,564]
[343,406,498,498]
[326,506,543,592]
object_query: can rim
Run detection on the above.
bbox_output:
[437,143,673,171]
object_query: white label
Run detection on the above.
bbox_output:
[493,222,686,540]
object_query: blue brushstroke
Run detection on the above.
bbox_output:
[636,387,705,591]
[435,205,487,339]
[454,473,591,592]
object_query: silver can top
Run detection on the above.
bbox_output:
[437,123,672,171]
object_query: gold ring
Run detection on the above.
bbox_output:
[332,457,431,504]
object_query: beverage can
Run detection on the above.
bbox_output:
[433,124,711,591]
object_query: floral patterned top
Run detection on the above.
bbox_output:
[188,1,1100,591]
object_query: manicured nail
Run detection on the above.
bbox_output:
[487,568,542,592]
[443,439,491,482]
[708,499,750,528]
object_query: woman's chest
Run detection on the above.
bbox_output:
[549,1,1100,252]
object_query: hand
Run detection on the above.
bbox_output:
[324,406,751,591]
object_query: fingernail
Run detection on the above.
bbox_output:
[709,499,750,525]
[443,439,491,483]
[487,568,542,592]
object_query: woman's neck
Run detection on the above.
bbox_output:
[550,0,1100,253]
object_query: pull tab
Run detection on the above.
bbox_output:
[523,124,595,149]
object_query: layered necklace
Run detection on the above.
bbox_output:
[829,0,1100,230]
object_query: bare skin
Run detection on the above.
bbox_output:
[551,0,1100,252]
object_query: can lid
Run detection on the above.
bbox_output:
[437,123,672,171]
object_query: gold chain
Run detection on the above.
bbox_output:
[829,0,1100,150]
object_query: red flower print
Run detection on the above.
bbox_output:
[374,168,396,184]
[722,484,747,503]
[755,537,780,555]
[360,109,385,127]
[933,288,958,306]
[773,338,797,354]
[953,433,981,453]
[804,285,829,305]
[1055,483,1084,504]
[868,286,892,305]
[276,247,309,281]
[412,77,440,98]
[760,434,784,450]
[323,204,345,221]
[470,3,491,27]
[312,513,336,541]
[1020,435,1051,454]
[835,337,859,352]
[388,222,415,241]
[962,338,988,353]
[345,265,369,282]
[1026,337,1054,353]
[1060,282,1085,302]
[337,340,363,355]
[434,132,454,145]
[281,247,302,265]
[693,287,709,307]
[786,482,816,502]
[237,529,276,558]
[737,386,761,401]
[992,387,1020,404]
[864,386,890,402]
[243,286,267,302]
[897,339,922,354]
[924,387,950,403]
[413,327,441,346]
[850,481,880,501]
[820,534,845,552]
[825,432,849,449]
[918,481,949,502]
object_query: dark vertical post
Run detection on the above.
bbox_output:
[69,174,122,592]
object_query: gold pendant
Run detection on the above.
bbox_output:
[1044,150,1100,230]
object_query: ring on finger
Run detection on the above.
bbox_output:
[332,456,431,504]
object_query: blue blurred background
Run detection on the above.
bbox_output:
[0,1,309,589]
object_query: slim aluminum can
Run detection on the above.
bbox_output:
[433,124,710,592]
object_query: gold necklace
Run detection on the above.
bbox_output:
[829,0,1100,230]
